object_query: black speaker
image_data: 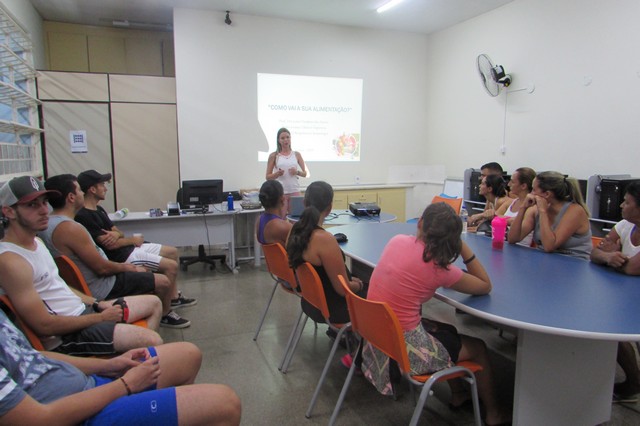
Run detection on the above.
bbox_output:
[598,178,640,222]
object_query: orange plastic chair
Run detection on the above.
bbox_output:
[431,195,463,215]
[54,255,148,329]
[0,295,45,350]
[329,276,483,426]
[591,236,603,248]
[253,243,300,341]
[281,263,352,418]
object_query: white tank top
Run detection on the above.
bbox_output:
[274,151,300,194]
[0,238,85,350]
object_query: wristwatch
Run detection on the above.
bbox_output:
[92,301,101,312]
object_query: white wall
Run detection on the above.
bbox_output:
[424,0,640,179]
[0,0,45,69]
[173,9,430,191]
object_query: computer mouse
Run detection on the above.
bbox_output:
[334,232,348,243]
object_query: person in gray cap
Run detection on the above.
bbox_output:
[41,173,189,329]
[0,176,164,355]
[75,170,196,322]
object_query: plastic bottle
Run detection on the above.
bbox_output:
[114,207,129,219]
[460,206,468,234]
[491,216,507,249]
[227,193,235,211]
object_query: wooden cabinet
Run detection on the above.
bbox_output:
[377,188,406,221]
[331,187,406,222]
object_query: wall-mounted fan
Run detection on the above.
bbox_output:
[477,54,511,97]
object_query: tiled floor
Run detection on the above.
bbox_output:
[161,252,640,425]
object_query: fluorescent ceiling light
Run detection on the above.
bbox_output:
[377,0,404,13]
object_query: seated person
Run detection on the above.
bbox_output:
[74,170,196,311]
[507,171,592,259]
[286,181,365,325]
[495,167,536,246]
[41,174,188,329]
[0,176,162,356]
[468,175,509,229]
[256,180,292,246]
[0,310,241,426]
[479,161,504,179]
[362,203,509,426]
[591,181,640,401]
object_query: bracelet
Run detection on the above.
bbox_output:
[463,254,476,265]
[120,377,132,396]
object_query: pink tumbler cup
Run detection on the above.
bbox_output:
[491,216,507,249]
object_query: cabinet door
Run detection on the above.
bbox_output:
[347,190,378,204]
[332,191,349,209]
[41,101,115,212]
[377,189,405,222]
[111,103,179,211]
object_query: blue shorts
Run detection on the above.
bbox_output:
[85,347,178,426]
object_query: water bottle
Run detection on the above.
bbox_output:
[460,206,468,234]
[227,193,235,211]
[114,207,129,219]
[491,216,507,249]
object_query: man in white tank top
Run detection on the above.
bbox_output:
[0,176,163,356]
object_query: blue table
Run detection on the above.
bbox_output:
[288,209,396,226]
[332,223,640,425]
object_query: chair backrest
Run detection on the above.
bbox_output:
[262,243,298,290]
[295,262,331,320]
[338,276,411,374]
[0,295,45,350]
[591,236,603,248]
[431,195,463,215]
[54,255,92,295]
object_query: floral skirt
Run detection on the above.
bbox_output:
[360,318,459,395]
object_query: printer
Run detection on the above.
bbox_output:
[349,202,381,216]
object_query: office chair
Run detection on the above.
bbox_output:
[253,243,300,341]
[0,295,45,350]
[176,188,226,271]
[329,276,483,426]
[289,263,352,418]
[54,255,148,329]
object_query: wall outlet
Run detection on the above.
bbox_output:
[355,176,360,184]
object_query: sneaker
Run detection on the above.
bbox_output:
[160,310,191,329]
[340,354,363,376]
[171,291,197,309]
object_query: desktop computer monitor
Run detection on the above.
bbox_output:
[180,179,224,208]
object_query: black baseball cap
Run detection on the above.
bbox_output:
[77,170,112,193]
[0,176,61,207]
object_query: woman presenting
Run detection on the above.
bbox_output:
[266,128,308,214]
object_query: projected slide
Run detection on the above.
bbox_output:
[257,73,363,162]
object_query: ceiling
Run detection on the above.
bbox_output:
[28,0,513,35]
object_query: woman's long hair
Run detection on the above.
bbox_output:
[419,203,462,269]
[287,181,333,268]
[276,128,290,153]
[484,174,507,198]
[536,171,590,216]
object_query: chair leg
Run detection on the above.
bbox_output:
[463,374,482,426]
[279,308,305,371]
[306,325,351,418]
[408,366,482,426]
[253,280,280,341]
[328,341,361,426]
[281,313,309,373]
